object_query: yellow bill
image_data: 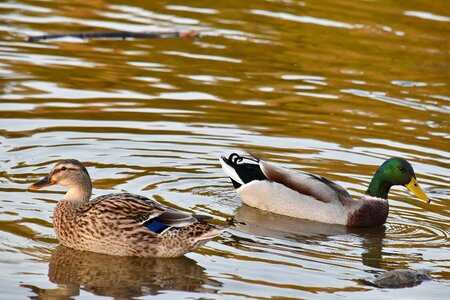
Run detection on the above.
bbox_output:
[405,177,430,203]
[28,176,56,191]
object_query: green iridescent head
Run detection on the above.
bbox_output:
[366,158,429,203]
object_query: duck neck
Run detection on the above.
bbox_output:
[365,172,392,200]
[63,176,92,203]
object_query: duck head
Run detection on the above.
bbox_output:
[28,159,92,202]
[366,158,429,203]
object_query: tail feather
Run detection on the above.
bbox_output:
[220,155,245,186]
[219,153,268,189]
[195,225,227,241]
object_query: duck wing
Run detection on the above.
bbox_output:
[82,193,166,224]
[259,160,354,205]
[82,193,199,234]
[156,209,197,227]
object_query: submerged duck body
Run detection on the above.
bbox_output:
[220,154,429,227]
[29,159,225,258]
[369,269,432,288]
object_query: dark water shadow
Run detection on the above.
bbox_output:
[232,204,386,269]
[21,245,222,299]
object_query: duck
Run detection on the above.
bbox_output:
[28,159,226,258]
[220,153,429,227]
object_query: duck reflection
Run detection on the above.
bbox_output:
[24,245,221,299]
[232,204,386,269]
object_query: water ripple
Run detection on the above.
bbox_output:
[404,11,450,22]
[162,51,242,63]
[386,220,449,247]
[250,9,360,29]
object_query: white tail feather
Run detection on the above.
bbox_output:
[219,157,244,185]
[258,160,272,179]
[195,226,227,241]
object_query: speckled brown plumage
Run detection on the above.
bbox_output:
[53,194,219,257]
[29,160,226,258]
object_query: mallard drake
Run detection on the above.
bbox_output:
[220,153,429,227]
[28,159,225,258]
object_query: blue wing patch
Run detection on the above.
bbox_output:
[144,219,170,233]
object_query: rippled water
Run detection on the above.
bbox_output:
[0,0,449,299]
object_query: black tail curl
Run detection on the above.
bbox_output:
[227,153,259,166]
[223,153,267,188]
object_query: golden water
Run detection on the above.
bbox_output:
[0,0,449,299]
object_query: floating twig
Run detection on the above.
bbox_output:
[28,30,200,42]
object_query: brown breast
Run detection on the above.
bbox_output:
[347,199,389,227]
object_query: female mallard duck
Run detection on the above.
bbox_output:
[28,159,225,258]
[220,153,430,227]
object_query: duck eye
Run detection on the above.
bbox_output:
[61,166,67,171]
[399,166,405,172]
